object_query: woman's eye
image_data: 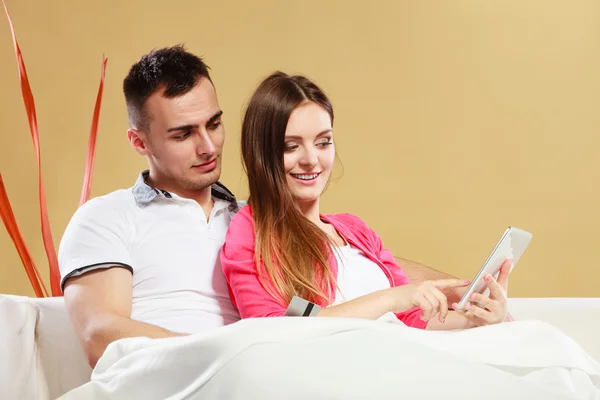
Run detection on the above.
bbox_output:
[284,144,298,151]
[318,140,333,147]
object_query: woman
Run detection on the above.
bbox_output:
[220,72,510,330]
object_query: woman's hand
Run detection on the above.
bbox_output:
[451,258,512,326]
[386,279,471,323]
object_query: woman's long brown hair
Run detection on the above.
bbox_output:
[241,71,336,307]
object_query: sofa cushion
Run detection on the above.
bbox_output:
[0,295,48,399]
[28,296,92,399]
[508,297,600,362]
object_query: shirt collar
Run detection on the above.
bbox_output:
[132,170,239,212]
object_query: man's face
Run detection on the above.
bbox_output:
[134,77,224,193]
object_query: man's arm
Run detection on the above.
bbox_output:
[394,257,455,282]
[63,266,186,368]
[394,257,466,304]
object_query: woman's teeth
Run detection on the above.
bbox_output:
[292,173,318,180]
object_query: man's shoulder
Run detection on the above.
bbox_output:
[73,188,136,221]
[82,188,134,207]
[235,199,248,209]
[93,187,134,201]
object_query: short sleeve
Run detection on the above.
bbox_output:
[58,196,133,290]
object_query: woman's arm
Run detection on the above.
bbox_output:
[319,280,469,330]
[317,289,394,319]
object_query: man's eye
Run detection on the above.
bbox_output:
[209,121,222,130]
[174,132,191,140]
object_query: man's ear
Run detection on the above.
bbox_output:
[128,129,149,156]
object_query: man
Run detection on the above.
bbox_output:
[59,45,460,368]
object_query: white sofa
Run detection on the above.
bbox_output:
[1,294,599,400]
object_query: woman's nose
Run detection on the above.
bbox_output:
[299,147,318,167]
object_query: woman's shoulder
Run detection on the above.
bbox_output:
[324,212,370,230]
[324,212,383,248]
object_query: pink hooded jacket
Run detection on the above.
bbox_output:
[220,206,427,329]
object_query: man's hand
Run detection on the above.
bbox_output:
[64,267,185,368]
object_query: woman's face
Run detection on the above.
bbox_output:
[283,102,335,206]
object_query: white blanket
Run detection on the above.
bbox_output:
[60,318,600,400]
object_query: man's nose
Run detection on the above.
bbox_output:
[195,131,216,156]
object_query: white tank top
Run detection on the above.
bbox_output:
[332,244,391,304]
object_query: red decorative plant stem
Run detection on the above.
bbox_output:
[80,57,107,207]
[3,0,60,296]
[2,0,107,296]
[0,175,48,297]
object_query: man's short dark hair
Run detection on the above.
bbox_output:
[123,45,212,132]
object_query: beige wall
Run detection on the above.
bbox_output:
[1,0,599,297]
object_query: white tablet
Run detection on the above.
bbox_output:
[456,226,533,310]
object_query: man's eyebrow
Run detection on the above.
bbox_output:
[207,110,223,126]
[285,129,332,140]
[165,111,223,133]
[167,124,198,133]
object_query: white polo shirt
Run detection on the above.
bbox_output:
[58,171,242,334]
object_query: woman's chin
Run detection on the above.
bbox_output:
[292,193,322,205]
